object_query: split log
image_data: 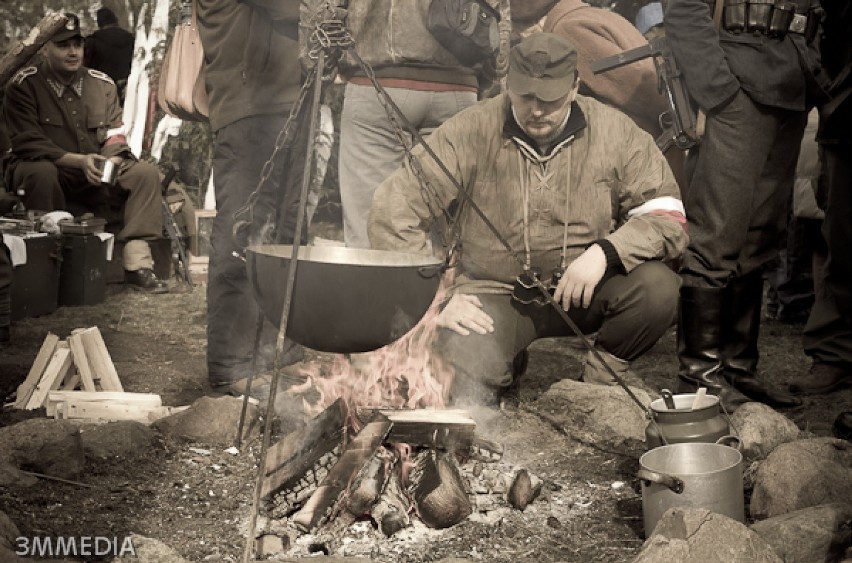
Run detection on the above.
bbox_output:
[262,398,347,499]
[13,333,59,408]
[346,447,394,517]
[291,420,392,532]
[24,347,73,410]
[0,13,67,87]
[45,390,162,417]
[68,332,97,391]
[408,449,472,529]
[370,464,411,537]
[78,327,123,391]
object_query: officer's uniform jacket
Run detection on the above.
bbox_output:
[368,94,688,293]
[664,0,828,112]
[3,61,130,167]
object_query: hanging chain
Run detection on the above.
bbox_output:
[231,4,352,250]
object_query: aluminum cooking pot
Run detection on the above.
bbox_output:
[638,441,744,537]
[246,244,444,354]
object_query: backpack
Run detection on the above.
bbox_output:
[426,0,501,66]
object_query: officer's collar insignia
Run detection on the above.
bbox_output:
[47,76,84,98]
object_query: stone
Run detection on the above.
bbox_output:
[79,420,156,460]
[729,402,800,461]
[534,379,652,453]
[751,503,852,563]
[633,507,782,563]
[0,418,85,480]
[751,438,852,520]
[152,395,260,445]
[0,459,38,488]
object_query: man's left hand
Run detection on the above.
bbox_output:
[553,244,607,310]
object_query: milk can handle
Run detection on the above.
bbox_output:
[715,434,742,451]
[637,469,684,494]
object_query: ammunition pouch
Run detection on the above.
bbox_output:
[721,0,824,42]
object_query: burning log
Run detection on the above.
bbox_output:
[370,466,411,537]
[262,398,347,500]
[408,449,472,529]
[291,419,392,532]
[345,447,393,517]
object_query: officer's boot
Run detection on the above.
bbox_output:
[676,286,750,412]
[722,272,802,408]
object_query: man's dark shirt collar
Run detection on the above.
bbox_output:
[503,99,587,157]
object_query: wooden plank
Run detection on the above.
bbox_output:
[24,348,73,410]
[370,408,476,450]
[46,391,162,410]
[13,333,59,408]
[67,333,97,392]
[63,401,165,423]
[79,327,123,391]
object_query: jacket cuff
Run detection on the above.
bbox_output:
[591,239,625,274]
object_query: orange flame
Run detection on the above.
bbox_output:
[290,276,455,417]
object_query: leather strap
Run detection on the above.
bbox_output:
[696,0,726,138]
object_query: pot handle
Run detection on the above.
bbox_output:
[716,435,742,451]
[637,469,684,494]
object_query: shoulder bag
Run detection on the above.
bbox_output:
[158,0,209,121]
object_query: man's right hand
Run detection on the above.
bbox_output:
[436,293,495,336]
[56,153,105,185]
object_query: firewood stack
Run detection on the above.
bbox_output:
[10,328,183,423]
[262,401,542,537]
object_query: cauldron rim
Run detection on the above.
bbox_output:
[246,243,443,268]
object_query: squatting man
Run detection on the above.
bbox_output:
[368,33,688,405]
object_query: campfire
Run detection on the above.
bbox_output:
[261,399,541,538]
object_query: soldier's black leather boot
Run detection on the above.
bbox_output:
[722,272,802,408]
[676,285,750,413]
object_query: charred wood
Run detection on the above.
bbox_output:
[370,467,411,537]
[270,447,341,518]
[468,433,504,462]
[408,449,472,529]
[291,420,392,532]
[345,447,394,517]
[262,398,347,499]
[507,468,542,510]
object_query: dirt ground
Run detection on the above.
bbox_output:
[0,225,849,562]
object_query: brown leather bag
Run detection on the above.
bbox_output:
[158,0,209,121]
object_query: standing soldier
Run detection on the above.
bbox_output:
[665,0,829,408]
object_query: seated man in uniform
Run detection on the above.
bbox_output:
[368,33,687,405]
[3,13,167,293]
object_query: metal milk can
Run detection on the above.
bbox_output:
[645,391,730,449]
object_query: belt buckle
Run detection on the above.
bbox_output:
[789,13,807,34]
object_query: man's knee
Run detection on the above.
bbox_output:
[11,161,62,209]
[628,262,680,324]
[436,328,515,405]
[118,160,161,195]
